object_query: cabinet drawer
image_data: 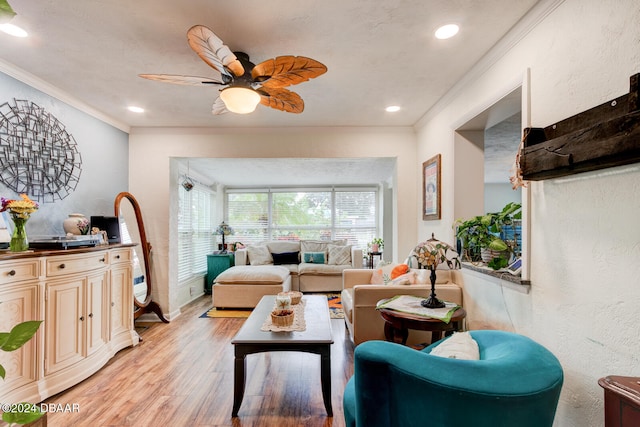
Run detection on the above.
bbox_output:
[0,260,40,285]
[46,253,108,277]
[110,248,132,265]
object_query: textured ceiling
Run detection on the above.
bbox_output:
[0,0,538,129]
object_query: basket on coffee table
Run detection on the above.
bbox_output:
[271,309,294,327]
[278,291,302,305]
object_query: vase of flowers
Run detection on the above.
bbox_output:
[1,194,39,252]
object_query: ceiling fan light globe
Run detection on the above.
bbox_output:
[220,87,261,114]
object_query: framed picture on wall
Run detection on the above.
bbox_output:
[423,154,441,220]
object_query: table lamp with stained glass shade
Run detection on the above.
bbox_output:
[216,221,234,252]
[413,233,461,308]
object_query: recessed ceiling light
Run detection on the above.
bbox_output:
[435,24,459,40]
[0,24,28,38]
[385,105,401,113]
[127,106,145,113]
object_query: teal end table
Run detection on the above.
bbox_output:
[206,253,235,294]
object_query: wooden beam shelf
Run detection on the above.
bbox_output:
[521,73,640,180]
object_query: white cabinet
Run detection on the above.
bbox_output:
[0,246,138,405]
[44,270,109,375]
[109,248,133,343]
[86,271,109,356]
[45,277,85,374]
[0,260,40,399]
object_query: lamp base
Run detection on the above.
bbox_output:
[421,297,446,309]
[421,267,446,308]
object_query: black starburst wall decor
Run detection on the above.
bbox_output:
[0,99,82,202]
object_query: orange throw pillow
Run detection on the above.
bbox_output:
[390,263,410,279]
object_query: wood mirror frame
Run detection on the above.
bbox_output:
[114,191,169,323]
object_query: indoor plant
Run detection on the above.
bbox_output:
[454,202,521,268]
[1,320,44,425]
[0,0,16,24]
[369,237,384,252]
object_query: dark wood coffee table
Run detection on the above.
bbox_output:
[377,298,466,346]
[231,295,334,417]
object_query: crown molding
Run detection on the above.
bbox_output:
[414,0,566,129]
[0,58,130,133]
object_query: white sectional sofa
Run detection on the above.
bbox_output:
[234,240,363,292]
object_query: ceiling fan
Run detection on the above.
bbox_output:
[139,25,327,115]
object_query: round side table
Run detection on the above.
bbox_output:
[377,301,466,346]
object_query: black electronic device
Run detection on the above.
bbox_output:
[90,216,121,243]
[30,236,100,250]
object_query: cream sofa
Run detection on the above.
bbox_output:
[341,268,463,346]
[234,240,363,292]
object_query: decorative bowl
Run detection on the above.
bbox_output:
[271,309,294,327]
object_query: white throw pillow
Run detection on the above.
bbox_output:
[369,262,397,284]
[246,245,273,265]
[429,332,480,360]
[328,244,351,265]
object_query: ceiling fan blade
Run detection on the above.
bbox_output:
[258,87,304,113]
[187,25,244,78]
[139,74,226,86]
[211,96,229,115]
[252,56,327,89]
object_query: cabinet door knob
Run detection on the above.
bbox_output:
[7,270,16,276]
[59,263,66,269]
[99,258,106,263]
[115,255,120,259]
[88,313,93,318]
[79,316,84,321]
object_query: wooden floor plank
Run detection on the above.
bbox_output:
[43,295,355,426]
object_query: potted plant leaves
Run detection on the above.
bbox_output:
[454,202,521,269]
[369,237,384,252]
[1,320,45,425]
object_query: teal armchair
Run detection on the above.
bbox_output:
[343,330,563,427]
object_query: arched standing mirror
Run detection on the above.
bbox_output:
[114,192,169,323]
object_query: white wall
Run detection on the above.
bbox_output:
[128,127,417,315]
[485,183,521,213]
[0,71,129,235]
[416,0,640,426]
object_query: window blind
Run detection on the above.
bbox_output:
[178,183,215,283]
[227,192,269,245]
[226,187,377,248]
[334,190,377,247]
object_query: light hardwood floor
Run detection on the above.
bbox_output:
[44,295,355,427]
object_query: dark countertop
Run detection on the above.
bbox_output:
[0,243,136,261]
[461,262,530,286]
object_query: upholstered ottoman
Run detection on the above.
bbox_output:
[212,265,291,308]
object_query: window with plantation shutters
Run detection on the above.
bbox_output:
[226,187,377,249]
[178,183,215,283]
